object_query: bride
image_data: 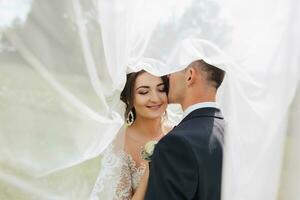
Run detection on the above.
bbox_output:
[90,70,172,200]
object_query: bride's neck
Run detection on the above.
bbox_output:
[131,116,163,137]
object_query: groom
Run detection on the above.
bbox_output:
[144,59,225,200]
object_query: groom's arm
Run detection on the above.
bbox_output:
[144,133,198,200]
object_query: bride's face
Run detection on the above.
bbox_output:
[133,72,168,120]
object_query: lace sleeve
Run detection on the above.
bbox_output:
[114,154,133,200]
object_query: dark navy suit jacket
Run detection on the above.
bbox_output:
[145,107,225,200]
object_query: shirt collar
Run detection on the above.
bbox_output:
[182,102,219,119]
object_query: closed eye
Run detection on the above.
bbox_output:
[158,88,166,92]
[157,84,166,92]
[138,91,148,95]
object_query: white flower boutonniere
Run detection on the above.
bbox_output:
[141,140,158,162]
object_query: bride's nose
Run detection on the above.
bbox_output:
[150,91,160,102]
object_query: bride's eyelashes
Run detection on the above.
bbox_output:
[157,85,166,92]
[138,90,149,95]
[137,87,166,95]
[157,83,167,92]
[137,84,166,95]
[158,87,166,93]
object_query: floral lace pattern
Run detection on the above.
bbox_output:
[90,144,146,200]
[125,153,146,192]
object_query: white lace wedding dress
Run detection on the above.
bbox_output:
[90,144,146,200]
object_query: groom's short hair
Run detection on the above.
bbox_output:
[190,60,225,89]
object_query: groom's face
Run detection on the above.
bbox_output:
[167,70,186,104]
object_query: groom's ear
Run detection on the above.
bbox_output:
[186,67,197,86]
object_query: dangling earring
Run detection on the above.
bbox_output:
[126,110,135,126]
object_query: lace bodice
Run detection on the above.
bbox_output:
[90,145,146,200]
[116,151,146,199]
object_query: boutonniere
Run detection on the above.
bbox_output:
[141,140,158,162]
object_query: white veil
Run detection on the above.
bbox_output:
[0,0,299,200]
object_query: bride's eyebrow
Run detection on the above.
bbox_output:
[136,86,150,90]
[136,82,164,90]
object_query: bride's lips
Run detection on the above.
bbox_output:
[146,104,162,110]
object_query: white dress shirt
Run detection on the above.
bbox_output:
[182,102,220,120]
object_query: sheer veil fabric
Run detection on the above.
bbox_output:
[0,0,299,200]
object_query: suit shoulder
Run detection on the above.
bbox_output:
[177,116,224,136]
[157,131,190,149]
[170,117,224,152]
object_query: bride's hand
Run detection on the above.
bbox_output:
[131,163,150,200]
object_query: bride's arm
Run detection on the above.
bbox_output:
[131,164,149,200]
